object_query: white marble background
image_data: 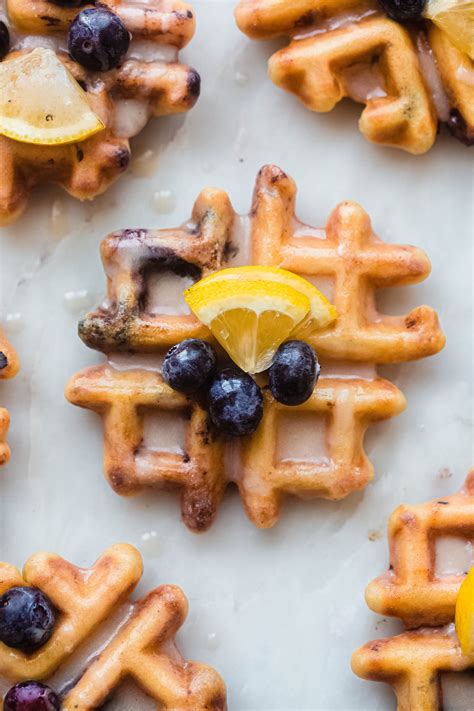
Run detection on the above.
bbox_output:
[0,1,473,709]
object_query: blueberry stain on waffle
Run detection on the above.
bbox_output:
[235,0,474,153]
[0,0,200,224]
[66,165,445,532]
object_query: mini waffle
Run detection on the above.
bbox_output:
[352,469,474,710]
[0,544,227,709]
[0,0,200,225]
[0,328,19,465]
[66,165,445,531]
[235,0,474,153]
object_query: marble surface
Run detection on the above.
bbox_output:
[0,1,473,709]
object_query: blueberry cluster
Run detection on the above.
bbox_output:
[0,587,60,709]
[163,338,320,437]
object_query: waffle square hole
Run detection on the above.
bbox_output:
[142,410,187,455]
[441,672,474,710]
[144,271,195,316]
[434,535,474,578]
[276,413,328,464]
[304,275,335,302]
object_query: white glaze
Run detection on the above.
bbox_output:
[416,33,451,121]
[435,536,474,577]
[141,410,187,454]
[342,62,387,103]
[277,412,328,463]
[144,271,193,315]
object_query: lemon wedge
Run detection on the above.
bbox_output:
[184,276,310,373]
[455,566,474,655]
[424,0,474,59]
[196,266,337,337]
[184,266,337,373]
[0,47,104,145]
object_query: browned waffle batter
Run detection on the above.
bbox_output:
[0,0,200,224]
[66,166,445,531]
[353,469,474,710]
[235,0,474,153]
[0,328,19,465]
[0,545,227,709]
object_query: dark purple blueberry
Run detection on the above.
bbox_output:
[163,339,217,395]
[68,8,130,72]
[447,109,474,146]
[0,352,8,370]
[208,368,263,436]
[48,0,86,7]
[269,340,319,406]
[378,0,426,21]
[0,20,10,61]
[0,587,56,651]
[4,681,60,711]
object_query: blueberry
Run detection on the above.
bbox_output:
[0,587,56,651]
[0,20,10,61]
[68,8,130,72]
[269,340,319,406]
[447,109,474,146]
[208,368,263,436]
[48,0,85,7]
[378,0,426,21]
[163,339,217,395]
[4,681,60,711]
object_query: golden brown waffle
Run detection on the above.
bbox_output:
[0,544,227,709]
[0,0,200,225]
[65,165,445,531]
[352,469,474,710]
[0,328,19,465]
[235,0,474,153]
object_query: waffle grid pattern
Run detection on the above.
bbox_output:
[353,470,474,711]
[66,165,445,531]
[235,0,474,153]
[0,0,200,224]
[0,545,227,709]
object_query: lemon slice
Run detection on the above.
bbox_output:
[455,566,474,655]
[184,276,311,373]
[424,0,474,59]
[196,266,337,338]
[0,47,104,145]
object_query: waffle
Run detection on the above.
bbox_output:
[0,0,200,225]
[235,0,474,153]
[0,544,227,709]
[65,165,445,531]
[0,328,19,465]
[352,469,474,710]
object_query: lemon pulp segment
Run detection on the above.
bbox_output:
[0,47,104,145]
[424,0,474,59]
[184,277,311,373]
